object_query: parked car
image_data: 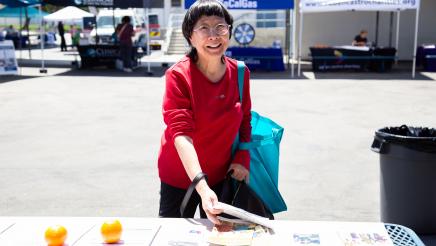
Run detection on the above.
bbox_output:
[89,9,141,44]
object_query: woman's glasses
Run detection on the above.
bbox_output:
[193,23,231,37]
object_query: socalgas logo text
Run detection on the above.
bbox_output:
[221,0,258,9]
[76,0,113,6]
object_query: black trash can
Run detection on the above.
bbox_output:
[371,125,436,234]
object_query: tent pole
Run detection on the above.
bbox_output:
[375,11,379,46]
[412,4,420,78]
[39,4,46,73]
[291,9,295,78]
[285,9,290,70]
[113,7,115,26]
[143,0,152,75]
[19,8,22,51]
[389,12,393,47]
[146,8,151,75]
[19,7,22,74]
[395,11,400,65]
[297,12,303,77]
[25,7,31,60]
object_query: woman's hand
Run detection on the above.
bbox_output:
[196,180,223,225]
[228,163,249,182]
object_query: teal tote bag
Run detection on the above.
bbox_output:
[233,61,287,214]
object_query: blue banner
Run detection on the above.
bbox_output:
[43,0,163,8]
[185,0,293,10]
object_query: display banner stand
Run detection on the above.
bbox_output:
[0,40,19,75]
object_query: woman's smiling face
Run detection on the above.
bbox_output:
[190,15,230,61]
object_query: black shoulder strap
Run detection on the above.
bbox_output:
[179,172,208,217]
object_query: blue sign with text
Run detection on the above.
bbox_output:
[184,0,293,10]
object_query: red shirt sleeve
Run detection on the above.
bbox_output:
[162,68,195,141]
[232,66,252,170]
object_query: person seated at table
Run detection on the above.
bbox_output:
[5,25,17,37]
[134,24,148,52]
[4,25,19,47]
[352,30,368,47]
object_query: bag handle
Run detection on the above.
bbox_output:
[239,137,276,150]
[232,61,246,155]
[237,61,245,102]
[179,172,208,217]
[224,170,245,203]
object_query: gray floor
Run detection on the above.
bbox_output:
[0,67,435,244]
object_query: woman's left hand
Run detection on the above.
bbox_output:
[228,163,249,182]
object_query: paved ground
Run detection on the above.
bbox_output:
[0,65,435,243]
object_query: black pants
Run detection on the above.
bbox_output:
[120,43,132,69]
[60,34,67,51]
[159,181,223,218]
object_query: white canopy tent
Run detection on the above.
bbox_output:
[43,6,94,26]
[298,0,421,78]
[38,6,94,73]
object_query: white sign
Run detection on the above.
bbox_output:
[75,0,113,6]
[0,40,18,75]
[222,0,258,9]
[300,0,420,13]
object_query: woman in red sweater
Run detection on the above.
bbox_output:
[158,0,252,224]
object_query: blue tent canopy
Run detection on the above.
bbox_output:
[0,0,40,8]
[0,6,47,17]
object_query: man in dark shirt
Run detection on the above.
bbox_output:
[352,29,368,47]
[58,21,67,51]
[116,16,135,72]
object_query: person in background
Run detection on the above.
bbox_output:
[5,25,17,37]
[5,25,19,47]
[157,0,252,224]
[58,21,67,51]
[111,30,119,44]
[70,25,81,49]
[352,29,368,47]
[134,23,148,52]
[116,16,134,72]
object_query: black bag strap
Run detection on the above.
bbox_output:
[180,172,208,217]
[219,171,274,220]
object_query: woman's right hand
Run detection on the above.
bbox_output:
[196,180,223,225]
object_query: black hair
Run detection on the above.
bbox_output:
[182,0,233,63]
[122,16,131,24]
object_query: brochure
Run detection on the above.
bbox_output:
[217,202,274,230]
[208,220,271,246]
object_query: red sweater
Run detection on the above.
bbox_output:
[158,56,252,189]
